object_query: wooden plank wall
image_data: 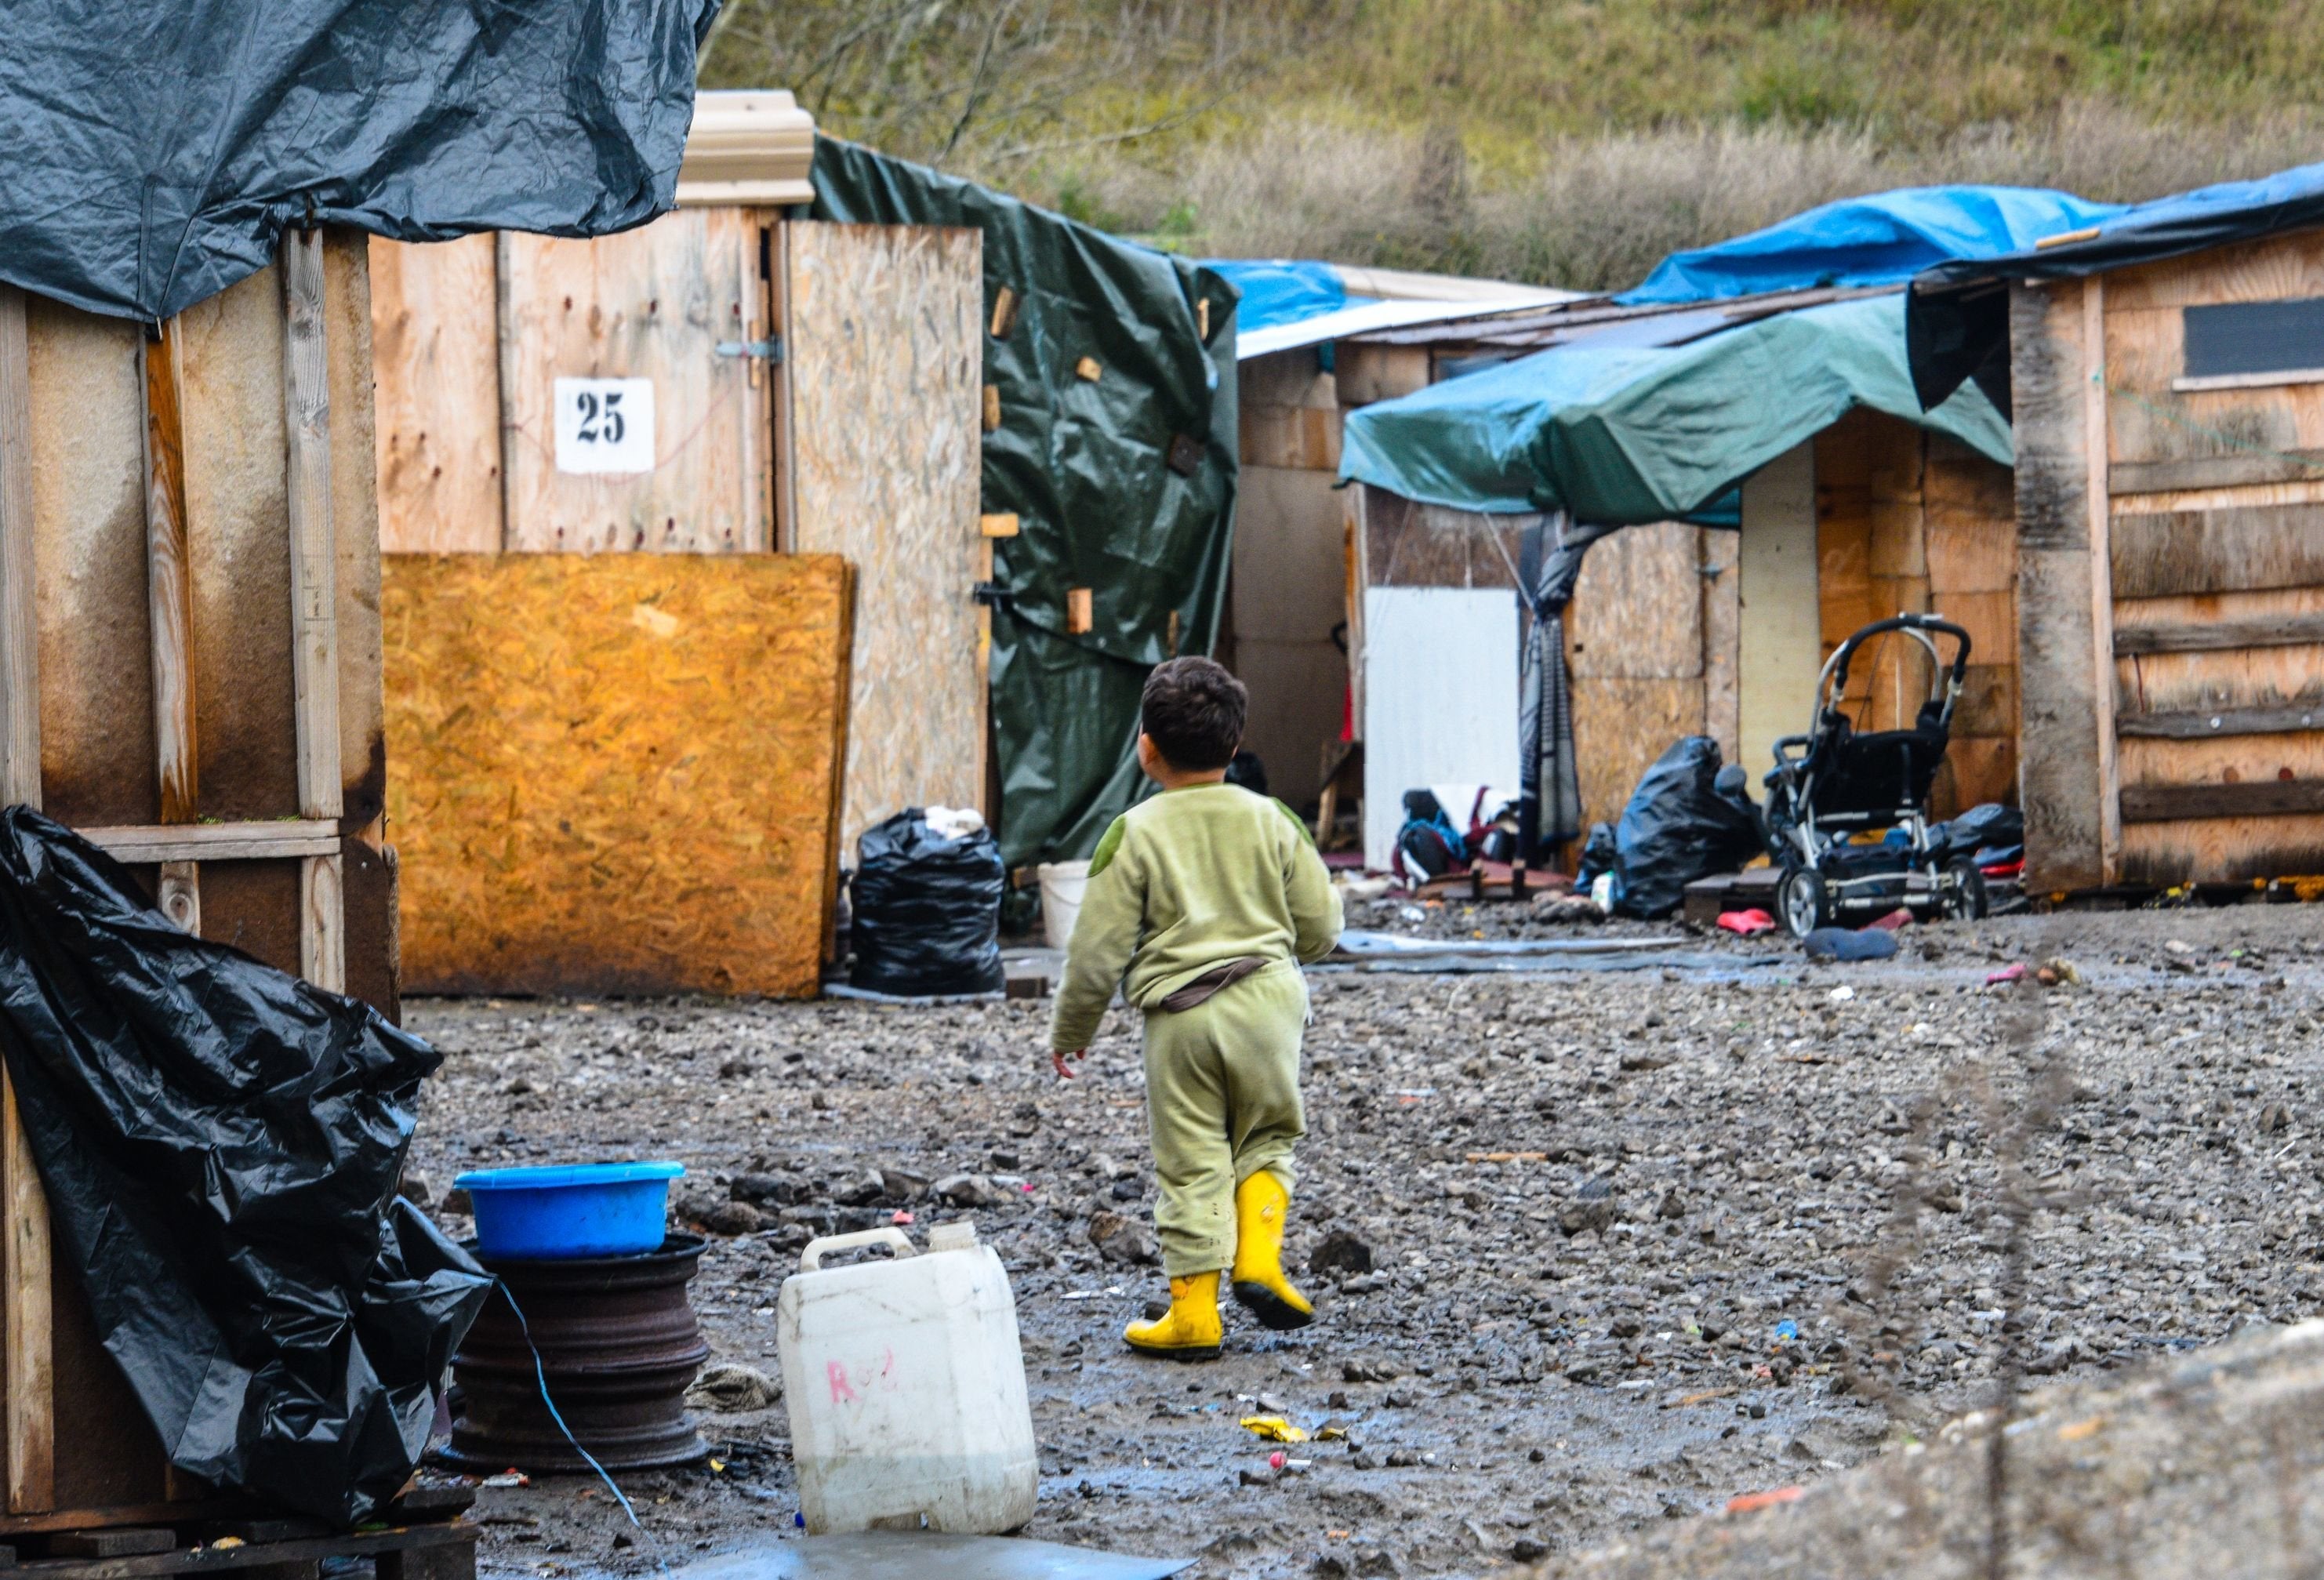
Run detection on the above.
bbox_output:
[2091,230,2324,884]
[1813,410,2019,818]
[369,235,503,554]
[1232,349,1353,811]
[1566,522,1709,829]
[1,231,390,1527]
[382,553,852,998]
[782,223,984,851]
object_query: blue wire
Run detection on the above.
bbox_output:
[492,1276,652,1534]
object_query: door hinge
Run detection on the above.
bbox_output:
[972,582,1013,611]
[715,336,783,364]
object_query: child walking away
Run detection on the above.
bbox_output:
[1049,658,1343,1360]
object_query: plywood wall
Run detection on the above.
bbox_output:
[1231,349,1353,811]
[782,223,984,852]
[1567,521,1709,830]
[371,235,503,554]
[383,553,852,997]
[1814,409,2018,819]
[2090,233,2324,884]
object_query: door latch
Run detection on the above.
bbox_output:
[715,336,784,364]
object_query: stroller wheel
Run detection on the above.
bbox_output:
[1778,866,1833,937]
[1941,857,1990,921]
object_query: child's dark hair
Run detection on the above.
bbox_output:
[1141,657,1247,771]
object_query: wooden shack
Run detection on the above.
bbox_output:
[2009,227,2324,892]
[1233,290,2021,864]
[372,93,988,995]
[0,231,390,1527]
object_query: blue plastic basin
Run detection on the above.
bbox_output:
[454,1161,686,1261]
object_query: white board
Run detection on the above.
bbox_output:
[1361,586,1521,871]
[1738,441,1821,784]
[554,376,655,474]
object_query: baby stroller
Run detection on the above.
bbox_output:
[1761,613,1988,937]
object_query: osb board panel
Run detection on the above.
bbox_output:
[194,859,303,976]
[503,209,771,553]
[2119,813,2324,887]
[2114,586,2324,715]
[784,222,982,847]
[1567,522,1702,681]
[49,1240,170,1510]
[383,553,849,997]
[1573,677,1703,832]
[177,262,301,822]
[2112,505,2324,598]
[24,297,156,826]
[370,234,503,554]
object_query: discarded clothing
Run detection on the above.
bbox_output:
[1801,927,1901,961]
[0,807,489,1524]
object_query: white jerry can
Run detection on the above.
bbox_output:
[775,1222,1038,1535]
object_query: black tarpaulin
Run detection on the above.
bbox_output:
[0,808,490,1525]
[0,0,720,321]
[811,139,1240,868]
[1909,161,2324,415]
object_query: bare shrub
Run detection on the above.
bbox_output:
[1038,101,2324,290]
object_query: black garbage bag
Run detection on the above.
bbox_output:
[1610,737,1764,918]
[0,807,490,1525]
[1926,802,2024,863]
[850,810,1007,997]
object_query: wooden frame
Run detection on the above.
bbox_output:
[0,231,361,1520]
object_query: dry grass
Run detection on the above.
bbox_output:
[1026,103,2324,291]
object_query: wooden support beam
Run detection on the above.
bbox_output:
[0,285,50,1518]
[141,321,197,827]
[2115,615,2324,656]
[281,230,347,996]
[79,819,343,863]
[2116,704,2324,739]
[0,289,36,806]
[2083,278,2121,885]
[2120,779,2324,823]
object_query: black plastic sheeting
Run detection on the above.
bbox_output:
[1607,737,1763,919]
[849,811,1008,997]
[0,0,719,321]
[0,808,490,1524]
[1908,162,2324,416]
[812,140,1240,868]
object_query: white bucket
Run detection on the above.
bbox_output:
[1037,859,1091,950]
[777,1222,1038,1535]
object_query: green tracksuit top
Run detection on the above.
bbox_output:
[1049,783,1342,1052]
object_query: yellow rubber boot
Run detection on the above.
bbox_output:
[1229,1171,1315,1331]
[1124,1271,1223,1360]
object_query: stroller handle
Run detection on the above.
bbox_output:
[1825,614,1972,699]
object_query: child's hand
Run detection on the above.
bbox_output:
[1051,1048,1085,1081]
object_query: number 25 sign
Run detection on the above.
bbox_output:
[554,377,656,475]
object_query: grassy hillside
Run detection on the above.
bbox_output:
[702,0,2324,291]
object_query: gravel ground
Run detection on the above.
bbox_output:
[405,902,2324,1578]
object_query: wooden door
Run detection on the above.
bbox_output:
[499,209,776,554]
[779,221,984,850]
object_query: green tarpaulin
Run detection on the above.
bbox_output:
[1338,293,2011,524]
[811,140,1240,867]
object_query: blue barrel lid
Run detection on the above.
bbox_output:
[453,1160,686,1192]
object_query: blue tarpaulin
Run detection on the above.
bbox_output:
[1620,185,2124,306]
[1201,259,1367,332]
[1338,293,2011,524]
[1910,161,2324,412]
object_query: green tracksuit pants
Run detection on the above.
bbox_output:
[1141,957,1308,1277]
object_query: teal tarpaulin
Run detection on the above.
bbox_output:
[811,140,1240,866]
[1338,293,2011,524]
